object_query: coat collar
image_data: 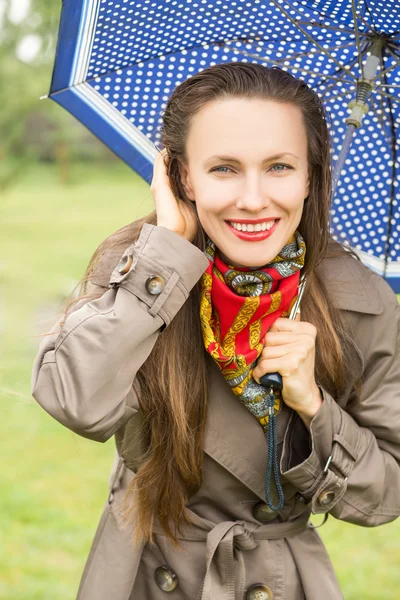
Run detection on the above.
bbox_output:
[315,242,384,315]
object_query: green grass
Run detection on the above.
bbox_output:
[1,163,399,599]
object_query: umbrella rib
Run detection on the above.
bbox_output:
[387,41,400,51]
[375,90,400,104]
[230,47,355,82]
[312,48,367,92]
[378,83,400,89]
[373,54,393,147]
[352,0,366,76]
[381,63,397,279]
[362,0,378,31]
[293,1,352,29]
[267,0,357,79]
[355,0,378,33]
[321,78,351,98]
[296,20,356,35]
[371,96,393,147]
[319,58,360,97]
[323,88,357,102]
[278,41,358,62]
[386,46,400,61]
[374,56,400,81]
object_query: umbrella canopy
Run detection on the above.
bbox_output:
[48,0,400,291]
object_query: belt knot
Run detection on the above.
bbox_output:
[233,526,258,552]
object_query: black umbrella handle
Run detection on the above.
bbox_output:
[260,372,283,391]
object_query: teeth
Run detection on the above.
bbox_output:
[229,220,276,232]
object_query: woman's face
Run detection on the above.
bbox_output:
[180,98,310,267]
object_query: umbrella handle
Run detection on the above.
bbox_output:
[260,372,283,391]
[259,274,307,393]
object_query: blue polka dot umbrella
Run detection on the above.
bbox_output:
[47,0,400,291]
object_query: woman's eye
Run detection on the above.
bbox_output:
[211,166,232,173]
[270,164,291,172]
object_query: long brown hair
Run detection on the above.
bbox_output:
[61,63,361,546]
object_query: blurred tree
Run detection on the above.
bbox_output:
[0,0,114,190]
[0,0,56,187]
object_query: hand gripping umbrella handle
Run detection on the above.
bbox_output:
[259,275,307,393]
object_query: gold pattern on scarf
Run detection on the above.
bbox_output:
[222,296,260,356]
[249,320,262,350]
[264,290,282,316]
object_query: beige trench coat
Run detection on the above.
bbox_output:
[31,224,400,600]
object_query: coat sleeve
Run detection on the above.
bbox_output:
[31,224,209,443]
[280,282,400,526]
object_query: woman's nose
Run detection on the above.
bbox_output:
[235,177,270,212]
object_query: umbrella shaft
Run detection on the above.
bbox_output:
[332,43,382,196]
[332,124,356,196]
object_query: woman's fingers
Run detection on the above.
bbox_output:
[260,342,303,359]
[264,330,315,347]
[267,317,316,338]
[150,148,198,242]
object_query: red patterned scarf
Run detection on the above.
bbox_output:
[199,232,306,430]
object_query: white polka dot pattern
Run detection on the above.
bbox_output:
[55,0,400,279]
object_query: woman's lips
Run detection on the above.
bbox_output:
[225,220,280,242]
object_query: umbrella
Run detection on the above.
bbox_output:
[46,0,400,291]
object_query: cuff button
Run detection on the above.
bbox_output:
[117,255,133,275]
[146,275,166,295]
[318,490,335,506]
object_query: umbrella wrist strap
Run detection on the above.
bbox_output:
[265,391,285,511]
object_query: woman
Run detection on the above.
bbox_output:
[31,63,400,600]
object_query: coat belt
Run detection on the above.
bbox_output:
[153,508,311,600]
[110,456,312,600]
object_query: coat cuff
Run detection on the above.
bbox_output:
[280,387,362,514]
[108,224,209,329]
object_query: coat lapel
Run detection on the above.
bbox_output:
[203,354,292,502]
[315,244,383,315]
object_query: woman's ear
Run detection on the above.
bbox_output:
[179,162,196,202]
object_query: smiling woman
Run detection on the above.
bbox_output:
[31,62,400,600]
[179,98,309,267]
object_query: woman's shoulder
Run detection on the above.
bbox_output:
[315,238,399,317]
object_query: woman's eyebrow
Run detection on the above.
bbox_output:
[205,152,300,163]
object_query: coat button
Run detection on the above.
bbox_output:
[116,254,133,275]
[154,565,178,592]
[245,583,273,600]
[146,275,166,295]
[252,502,278,523]
[318,490,336,506]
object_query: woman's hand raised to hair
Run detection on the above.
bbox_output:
[252,312,323,429]
[151,148,199,243]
